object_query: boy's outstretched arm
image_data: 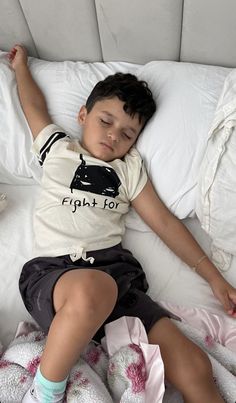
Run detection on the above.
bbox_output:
[132,179,236,317]
[8,45,52,139]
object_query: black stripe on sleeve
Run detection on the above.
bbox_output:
[38,132,68,166]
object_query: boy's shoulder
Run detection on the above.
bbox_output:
[123,146,143,165]
[35,123,70,141]
[33,123,84,152]
[110,147,145,178]
[31,123,82,163]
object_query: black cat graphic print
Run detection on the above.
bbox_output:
[70,154,121,197]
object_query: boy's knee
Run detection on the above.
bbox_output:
[148,319,213,386]
[65,270,118,317]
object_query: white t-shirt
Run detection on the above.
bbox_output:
[31,124,147,258]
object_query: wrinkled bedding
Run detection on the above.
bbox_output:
[1,49,236,403]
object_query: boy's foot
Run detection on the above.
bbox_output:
[22,385,38,402]
[22,383,65,403]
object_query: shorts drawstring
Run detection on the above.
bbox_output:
[70,249,95,264]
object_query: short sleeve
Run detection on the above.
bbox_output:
[124,147,148,201]
[31,124,69,166]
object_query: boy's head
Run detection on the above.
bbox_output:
[85,73,156,126]
[78,73,156,161]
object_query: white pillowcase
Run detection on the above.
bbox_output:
[136,61,230,219]
[196,69,236,270]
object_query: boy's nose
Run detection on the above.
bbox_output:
[107,130,119,142]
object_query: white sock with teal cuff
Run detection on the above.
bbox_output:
[22,366,68,403]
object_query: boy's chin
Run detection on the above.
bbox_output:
[81,142,125,161]
[89,147,117,161]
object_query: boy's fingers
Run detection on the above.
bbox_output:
[7,46,20,62]
[8,44,25,57]
[225,293,236,316]
[227,307,236,317]
[8,45,20,56]
[7,52,15,61]
[7,52,14,61]
[222,294,232,313]
[14,44,23,52]
[229,298,236,316]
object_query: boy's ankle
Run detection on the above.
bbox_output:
[22,366,67,403]
[22,385,65,403]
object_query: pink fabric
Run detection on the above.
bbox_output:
[160,301,236,352]
[103,316,165,403]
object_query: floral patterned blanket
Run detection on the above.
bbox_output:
[0,318,166,403]
[0,317,236,402]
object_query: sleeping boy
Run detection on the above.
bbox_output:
[8,44,236,403]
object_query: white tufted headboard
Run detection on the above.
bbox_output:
[0,0,236,67]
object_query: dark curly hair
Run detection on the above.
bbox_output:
[85,73,156,129]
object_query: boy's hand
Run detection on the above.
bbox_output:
[210,276,236,317]
[8,45,28,71]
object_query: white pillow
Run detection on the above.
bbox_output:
[0,53,35,184]
[135,61,230,219]
[0,50,139,183]
[0,193,7,212]
[196,69,236,269]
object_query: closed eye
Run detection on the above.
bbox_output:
[100,119,110,125]
[122,132,131,140]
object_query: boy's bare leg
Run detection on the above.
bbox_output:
[39,269,118,381]
[148,318,224,403]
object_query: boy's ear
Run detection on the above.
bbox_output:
[78,105,87,125]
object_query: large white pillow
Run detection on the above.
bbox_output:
[134,61,230,219]
[196,69,236,271]
[0,53,34,184]
[0,50,139,183]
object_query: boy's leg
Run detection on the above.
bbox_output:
[148,318,224,403]
[23,268,118,402]
[40,268,118,381]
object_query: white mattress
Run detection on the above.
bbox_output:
[1,183,236,350]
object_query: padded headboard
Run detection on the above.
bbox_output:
[1,0,236,67]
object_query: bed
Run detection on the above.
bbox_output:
[0,1,236,402]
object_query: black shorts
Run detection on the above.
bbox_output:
[19,244,172,341]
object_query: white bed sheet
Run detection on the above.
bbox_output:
[0,183,39,347]
[1,183,236,350]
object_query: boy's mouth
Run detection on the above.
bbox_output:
[100,142,114,151]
